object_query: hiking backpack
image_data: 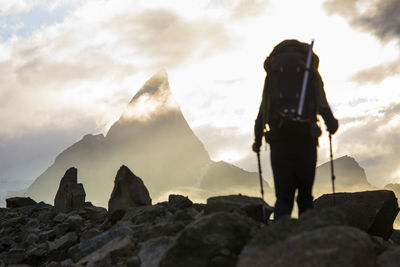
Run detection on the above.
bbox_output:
[262,40,319,125]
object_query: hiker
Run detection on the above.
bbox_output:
[252,39,339,220]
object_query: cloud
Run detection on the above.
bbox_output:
[349,58,400,84]
[105,8,233,68]
[230,0,270,20]
[323,0,400,84]
[334,102,400,186]
[207,0,269,20]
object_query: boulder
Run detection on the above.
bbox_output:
[108,165,152,217]
[314,190,399,239]
[237,226,378,267]
[68,221,134,262]
[168,194,193,212]
[48,232,78,252]
[6,197,36,208]
[77,236,134,266]
[122,204,168,225]
[239,207,348,260]
[54,167,86,213]
[205,194,273,223]
[159,212,256,267]
[378,246,400,267]
[139,236,174,267]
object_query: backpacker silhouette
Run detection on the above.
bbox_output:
[253,39,339,220]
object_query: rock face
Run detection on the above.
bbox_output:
[108,165,152,215]
[25,71,264,207]
[314,190,399,239]
[54,167,86,213]
[6,197,36,208]
[315,155,372,188]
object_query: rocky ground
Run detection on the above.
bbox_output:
[1,165,400,267]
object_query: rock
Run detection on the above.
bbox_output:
[139,236,174,267]
[171,207,198,224]
[378,246,400,267]
[205,194,273,223]
[80,228,103,242]
[48,232,78,252]
[108,165,152,217]
[64,215,83,231]
[53,213,68,223]
[159,212,256,267]
[77,236,134,266]
[122,205,169,225]
[61,258,74,266]
[237,225,378,267]
[168,195,193,212]
[2,247,28,265]
[68,221,134,262]
[38,229,56,242]
[6,197,36,208]
[26,243,48,264]
[54,223,70,238]
[314,190,399,239]
[1,216,27,228]
[239,207,348,258]
[54,168,86,213]
[78,206,108,224]
[389,229,400,245]
[26,233,39,244]
[127,256,141,267]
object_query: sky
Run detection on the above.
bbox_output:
[1,0,400,197]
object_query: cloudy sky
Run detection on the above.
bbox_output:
[1,0,399,196]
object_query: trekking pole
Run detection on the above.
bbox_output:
[256,151,267,223]
[297,39,315,118]
[329,134,336,205]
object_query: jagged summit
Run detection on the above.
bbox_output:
[120,70,178,122]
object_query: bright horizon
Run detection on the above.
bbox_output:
[1,0,400,197]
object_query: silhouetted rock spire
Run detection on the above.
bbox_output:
[108,165,152,215]
[54,167,86,213]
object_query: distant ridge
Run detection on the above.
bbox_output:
[315,155,372,188]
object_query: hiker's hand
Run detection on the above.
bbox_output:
[327,118,339,135]
[252,142,260,153]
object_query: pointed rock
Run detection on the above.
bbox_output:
[54,167,86,213]
[108,165,152,216]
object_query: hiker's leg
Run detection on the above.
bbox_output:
[270,143,296,220]
[295,143,317,216]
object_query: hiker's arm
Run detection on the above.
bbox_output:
[314,72,339,134]
[253,76,268,152]
[254,108,264,148]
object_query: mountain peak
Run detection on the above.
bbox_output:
[121,69,178,122]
